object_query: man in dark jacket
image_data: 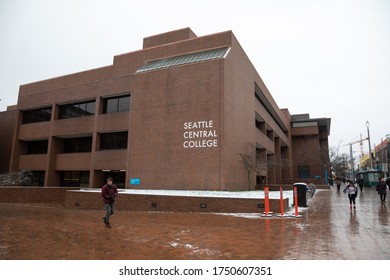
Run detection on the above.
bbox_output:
[357,176,364,192]
[101,177,118,228]
[375,177,387,205]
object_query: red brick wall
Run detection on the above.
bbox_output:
[0,187,292,213]
[64,190,289,213]
[0,187,78,203]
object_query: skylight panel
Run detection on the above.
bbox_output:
[136,47,230,73]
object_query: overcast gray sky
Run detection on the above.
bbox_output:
[1,0,389,156]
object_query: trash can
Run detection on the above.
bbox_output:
[293,183,308,207]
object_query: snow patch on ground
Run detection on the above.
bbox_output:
[79,188,294,200]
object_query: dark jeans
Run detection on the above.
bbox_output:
[380,194,387,203]
[105,203,114,224]
[348,194,356,205]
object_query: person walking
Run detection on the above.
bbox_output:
[101,177,118,228]
[375,177,387,205]
[335,178,342,190]
[343,180,358,210]
[357,176,364,192]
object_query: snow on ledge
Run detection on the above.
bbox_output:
[76,188,294,200]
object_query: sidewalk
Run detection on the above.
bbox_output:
[0,185,389,259]
[284,185,390,259]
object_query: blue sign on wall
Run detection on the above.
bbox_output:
[130,178,140,185]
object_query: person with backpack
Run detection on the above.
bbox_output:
[335,178,342,190]
[357,176,364,192]
[101,177,118,228]
[375,177,387,205]
[343,180,358,210]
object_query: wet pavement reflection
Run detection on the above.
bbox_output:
[0,185,389,259]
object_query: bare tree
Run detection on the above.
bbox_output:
[329,146,349,178]
[240,150,292,188]
[0,170,33,186]
[239,153,259,190]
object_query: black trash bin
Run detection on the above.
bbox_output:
[293,183,308,207]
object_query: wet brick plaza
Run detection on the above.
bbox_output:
[0,185,389,260]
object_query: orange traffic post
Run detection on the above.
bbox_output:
[291,186,303,218]
[276,186,286,217]
[261,186,273,217]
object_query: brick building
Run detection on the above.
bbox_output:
[3,28,330,190]
[0,106,17,174]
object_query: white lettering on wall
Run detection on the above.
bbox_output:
[183,120,218,149]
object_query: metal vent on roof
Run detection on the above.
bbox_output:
[136,47,230,73]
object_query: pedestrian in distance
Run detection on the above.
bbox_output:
[343,180,358,210]
[357,176,364,193]
[386,177,390,192]
[375,177,387,205]
[335,178,342,190]
[101,177,118,228]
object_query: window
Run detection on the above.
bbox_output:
[292,122,318,128]
[60,171,89,187]
[59,100,95,119]
[298,165,311,179]
[63,137,92,153]
[103,95,130,114]
[31,171,45,186]
[255,113,265,133]
[100,132,128,150]
[27,140,48,154]
[22,107,52,124]
[103,171,126,189]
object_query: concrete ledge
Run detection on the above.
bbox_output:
[0,187,79,203]
[65,190,289,213]
[0,187,290,213]
[261,185,330,191]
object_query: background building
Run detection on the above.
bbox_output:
[375,136,389,176]
[4,28,330,190]
[0,106,17,174]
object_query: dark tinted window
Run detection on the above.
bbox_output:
[63,137,92,153]
[27,140,48,154]
[31,171,45,186]
[22,107,52,124]
[59,100,95,119]
[100,132,128,150]
[60,171,89,187]
[103,171,126,189]
[103,95,130,114]
[298,165,311,179]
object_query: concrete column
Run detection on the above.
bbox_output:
[89,97,102,188]
[9,110,23,172]
[274,137,281,183]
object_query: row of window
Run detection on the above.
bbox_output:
[25,132,128,154]
[61,171,90,188]
[29,170,126,188]
[22,94,130,124]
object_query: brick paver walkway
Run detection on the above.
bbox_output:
[0,185,389,259]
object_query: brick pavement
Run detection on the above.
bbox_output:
[0,185,389,260]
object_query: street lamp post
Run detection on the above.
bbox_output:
[366,121,373,169]
[349,144,354,178]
